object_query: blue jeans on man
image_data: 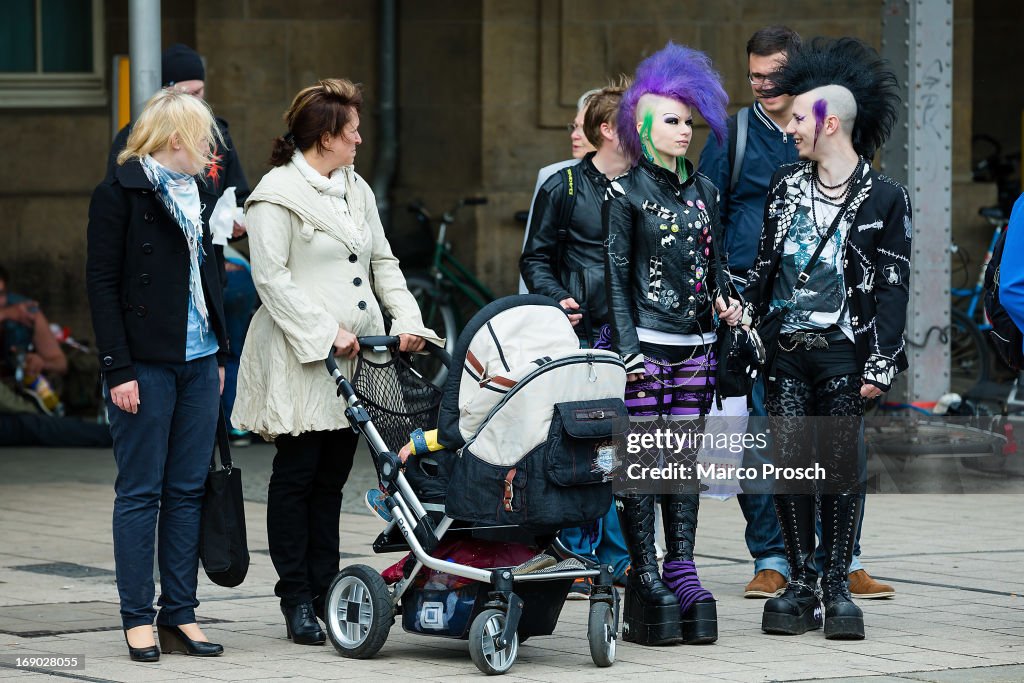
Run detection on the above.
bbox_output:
[107,356,220,629]
[740,377,864,581]
[560,502,631,581]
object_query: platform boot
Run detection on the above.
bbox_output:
[616,495,682,645]
[820,493,865,640]
[762,495,823,635]
[661,492,717,644]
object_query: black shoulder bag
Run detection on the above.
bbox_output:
[694,179,762,408]
[757,171,866,378]
[199,410,250,587]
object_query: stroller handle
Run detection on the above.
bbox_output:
[324,337,451,377]
[358,335,402,350]
[356,336,452,369]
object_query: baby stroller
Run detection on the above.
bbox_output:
[323,295,627,675]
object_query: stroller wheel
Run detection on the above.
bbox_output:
[588,601,616,667]
[325,564,394,659]
[469,608,518,675]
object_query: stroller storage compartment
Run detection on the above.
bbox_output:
[446,388,627,532]
[546,399,628,486]
[402,577,573,640]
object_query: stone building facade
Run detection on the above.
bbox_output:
[0,0,1014,343]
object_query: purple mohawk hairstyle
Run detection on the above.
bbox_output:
[617,42,729,165]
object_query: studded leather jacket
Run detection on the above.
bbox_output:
[604,157,732,369]
[744,162,912,390]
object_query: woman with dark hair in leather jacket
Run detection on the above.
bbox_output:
[521,83,631,346]
[604,42,741,647]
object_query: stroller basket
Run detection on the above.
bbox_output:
[350,342,446,453]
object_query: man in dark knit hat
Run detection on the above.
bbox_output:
[106,44,249,219]
[160,42,207,98]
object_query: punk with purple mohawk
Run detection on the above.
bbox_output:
[603,42,743,649]
[618,42,729,166]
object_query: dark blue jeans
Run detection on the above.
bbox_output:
[107,355,220,629]
[738,377,789,576]
[559,501,630,581]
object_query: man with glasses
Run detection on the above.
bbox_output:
[701,26,894,602]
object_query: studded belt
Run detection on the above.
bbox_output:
[779,328,850,351]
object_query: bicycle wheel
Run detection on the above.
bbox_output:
[405,274,457,387]
[950,309,990,395]
[867,420,1002,457]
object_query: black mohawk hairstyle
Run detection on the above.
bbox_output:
[763,36,900,159]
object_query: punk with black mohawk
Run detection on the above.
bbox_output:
[743,37,912,644]
[764,36,900,160]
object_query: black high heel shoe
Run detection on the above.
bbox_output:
[282,602,326,645]
[156,623,224,657]
[124,630,160,662]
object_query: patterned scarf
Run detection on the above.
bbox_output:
[139,155,208,331]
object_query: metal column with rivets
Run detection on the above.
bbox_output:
[880,0,954,403]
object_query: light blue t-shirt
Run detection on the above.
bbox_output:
[185,291,218,361]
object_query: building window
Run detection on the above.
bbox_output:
[0,0,105,107]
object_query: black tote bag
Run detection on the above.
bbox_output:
[199,410,250,587]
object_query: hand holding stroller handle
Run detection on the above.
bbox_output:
[358,335,401,350]
[357,335,451,369]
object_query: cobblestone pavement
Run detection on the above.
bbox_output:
[0,445,1022,682]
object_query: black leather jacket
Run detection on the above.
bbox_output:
[604,157,731,361]
[520,153,628,337]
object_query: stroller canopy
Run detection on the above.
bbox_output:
[436,295,625,466]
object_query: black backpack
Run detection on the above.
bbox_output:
[983,224,1024,371]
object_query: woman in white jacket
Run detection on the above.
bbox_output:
[234,78,440,646]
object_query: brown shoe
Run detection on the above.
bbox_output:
[849,569,895,599]
[744,569,787,598]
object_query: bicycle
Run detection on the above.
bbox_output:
[404,197,495,385]
[945,136,1021,396]
[948,205,1007,395]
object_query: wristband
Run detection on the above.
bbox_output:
[410,428,428,456]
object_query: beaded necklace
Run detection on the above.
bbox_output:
[810,159,863,236]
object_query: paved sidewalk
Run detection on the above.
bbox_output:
[0,445,1022,682]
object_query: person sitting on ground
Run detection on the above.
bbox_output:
[0,265,110,447]
[0,263,67,405]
